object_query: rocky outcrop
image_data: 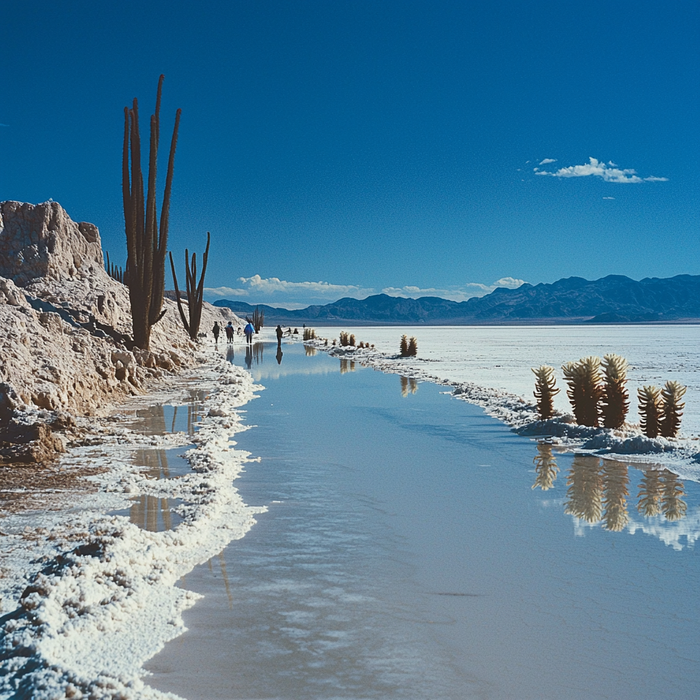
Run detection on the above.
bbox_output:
[0,201,242,465]
[0,201,104,286]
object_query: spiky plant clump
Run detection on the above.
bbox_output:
[638,385,662,438]
[339,331,349,346]
[399,335,409,356]
[659,380,686,438]
[349,334,356,346]
[303,328,317,341]
[407,337,418,357]
[532,365,559,420]
[601,354,629,429]
[562,356,603,427]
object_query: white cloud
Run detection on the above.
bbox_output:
[535,157,668,183]
[539,158,557,165]
[205,276,527,308]
[205,275,374,308]
[381,277,526,302]
[603,196,615,200]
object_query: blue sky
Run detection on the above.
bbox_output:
[2,1,698,308]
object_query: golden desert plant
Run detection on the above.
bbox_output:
[638,385,662,438]
[562,356,603,427]
[407,337,418,356]
[601,354,629,429]
[532,365,559,420]
[399,335,409,356]
[659,380,686,438]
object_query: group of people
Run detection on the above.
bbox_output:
[212,320,256,345]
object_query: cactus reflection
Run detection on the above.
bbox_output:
[340,359,356,374]
[533,444,689,532]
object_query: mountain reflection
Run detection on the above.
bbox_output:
[532,446,690,535]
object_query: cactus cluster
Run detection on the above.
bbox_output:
[399,335,418,357]
[531,354,685,437]
[122,75,181,350]
[169,232,210,340]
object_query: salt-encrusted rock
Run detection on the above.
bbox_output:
[0,201,104,286]
[0,200,244,464]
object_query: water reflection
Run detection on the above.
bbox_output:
[128,494,184,532]
[305,346,317,356]
[340,359,356,374]
[206,550,235,610]
[226,345,235,363]
[532,443,559,491]
[400,376,418,397]
[533,447,691,534]
[276,346,283,365]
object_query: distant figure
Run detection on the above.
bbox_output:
[225,321,235,343]
[212,322,220,345]
[276,324,283,345]
[244,321,255,345]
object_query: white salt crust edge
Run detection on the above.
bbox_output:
[0,348,264,700]
[305,339,700,483]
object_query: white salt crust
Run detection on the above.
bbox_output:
[0,347,264,700]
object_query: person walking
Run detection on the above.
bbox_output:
[244,321,255,345]
[212,322,220,345]
[275,324,283,346]
[225,321,235,343]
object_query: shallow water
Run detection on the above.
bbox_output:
[147,342,700,700]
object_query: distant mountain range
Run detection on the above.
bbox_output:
[214,274,700,326]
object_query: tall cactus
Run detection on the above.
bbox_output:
[122,75,181,350]
[638,385,662,438]
[169,232,211,340]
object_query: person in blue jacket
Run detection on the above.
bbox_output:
[244,321,255,345]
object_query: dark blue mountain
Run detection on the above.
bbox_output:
[214,274,700,325]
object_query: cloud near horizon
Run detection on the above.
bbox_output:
[535,157,668,183]
[204,275,527,308]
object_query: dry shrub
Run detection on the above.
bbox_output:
[399,335,409,356]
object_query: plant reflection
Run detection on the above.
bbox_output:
[400,376,418,397]
[532,443,559,490]
[534,448,692,532]
[565,455,604,524]
[340,359,356,374]
[305,346,317,356]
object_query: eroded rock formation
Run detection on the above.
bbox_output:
[0,201,240,465]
